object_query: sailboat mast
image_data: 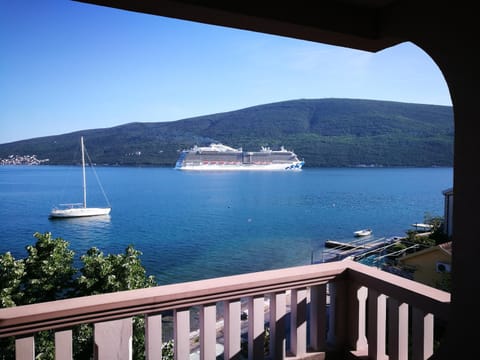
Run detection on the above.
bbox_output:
[81,136,87,208]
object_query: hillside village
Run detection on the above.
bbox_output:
[0,154,49,165]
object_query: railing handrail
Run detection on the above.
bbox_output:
[0,259,450,338]
[0,261,344,337]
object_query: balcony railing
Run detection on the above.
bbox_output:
[0,259,450,359]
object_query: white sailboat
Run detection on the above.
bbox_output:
[49,136,111,218]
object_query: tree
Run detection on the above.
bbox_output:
[74,245,157,359]
[23,232,76,304]
[0,252,25,308]
[0,232,77,360]
[0,233,157,360]
[0,252,25,359]
[76,245,156,296]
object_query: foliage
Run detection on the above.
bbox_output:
[76,245,156,296]
[0,252,25,358]
[405,230,436,247]
[0,98,454,167]
[23,232,76,304]
[73,245,157,359]
[33,331,55,360]
[423,213,444,231]
[72,324,94,360]
[162,339,174,359]
[0,232,157,360]
[435,272,452,292]
[422,213,449,245]
[0,252,25,308]
[264,326,270,356]
[240,326,270,358]
[404,214,448,249]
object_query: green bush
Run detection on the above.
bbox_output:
[0,232,157,359]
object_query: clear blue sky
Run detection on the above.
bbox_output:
[0,0,452,144]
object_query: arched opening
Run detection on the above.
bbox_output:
[0,2,453,283]
[5,1,478,359]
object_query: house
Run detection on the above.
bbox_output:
[399,241,452,288]
[442,187,454,238]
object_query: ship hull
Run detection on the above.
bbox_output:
[175,143,304,171]
[176,162,304,171]
[49,207,111,218]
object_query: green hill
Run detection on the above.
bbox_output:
[0,98,453,167]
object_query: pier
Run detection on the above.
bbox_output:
[313,236,403,264]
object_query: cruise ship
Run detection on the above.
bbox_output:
[175,143,305,171]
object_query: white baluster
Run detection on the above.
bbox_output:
[223,299,241,359]
[15,336,35,360]
[200,303,217,360]
[55,329,72,360]
[174,308,190,360]
[269,291,286,359]
[356,286,368,351]
[145,314,163,359]
[94,318,132,360]
[248,295,264,360]
[290,288,307,356]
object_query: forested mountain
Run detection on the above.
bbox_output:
[0,98,454,167]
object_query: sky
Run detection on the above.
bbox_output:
[0,0,452,144]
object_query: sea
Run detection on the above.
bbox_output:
[0,166,453,286]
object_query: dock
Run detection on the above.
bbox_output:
[325,239,368,250]
[313,236,403,264]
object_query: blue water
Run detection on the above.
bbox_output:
[0,166,452,285]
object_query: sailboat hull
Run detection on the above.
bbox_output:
[49,207,111,218]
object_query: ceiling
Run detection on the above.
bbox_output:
[76,0,404,52]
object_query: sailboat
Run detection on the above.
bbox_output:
[49,136,111,218]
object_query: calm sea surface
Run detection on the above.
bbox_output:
[0,166,452,285]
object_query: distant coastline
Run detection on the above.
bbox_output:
[0,99,454,167]
[0,155,453,169]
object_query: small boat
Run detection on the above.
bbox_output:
[49,136,111,218]
[411,223,433,232]
[353,228,372,237]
